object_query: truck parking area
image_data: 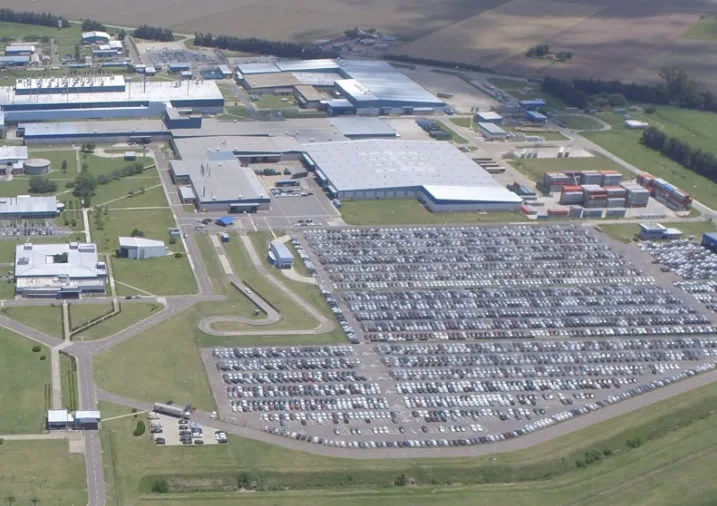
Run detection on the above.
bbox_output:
[199,224,717,450]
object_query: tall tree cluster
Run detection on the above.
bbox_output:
[193,33,337,59]
[0,8,69,28]
[641,127,717,183]
[133,25,174,42]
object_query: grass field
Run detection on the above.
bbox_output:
[101,374,717,506]
[72,303,162,341]
[1,305,63,338]
[112,255,196,296]
[508,153,633,183]
[82,154,158,206]
[0,329,51,433]
[340,199,527,226]
[254,94,297,109]
[0,440,87,505]
[504,126,569,141]
[91,207,180,254]
[559,115,603,130]
[108,186,169,209]
[584,108,717,208]
[222,105,253,119]
[599,220,717,243]
[681,15,717,40]
[69,303,113,330]
[0,20,83,55]
[450,117,473,129]
[60,353,79,411]
[487,77,567,109]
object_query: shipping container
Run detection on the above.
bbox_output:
[547,208,569,216]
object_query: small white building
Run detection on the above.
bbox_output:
[625,119,649,129]
[118,237,168,260]
[0,145,29,174]
[82,31,111,44]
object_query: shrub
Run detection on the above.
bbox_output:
[626,436,643,448]
[394,473,408,486]
[174,252,183,259]
[133,420,146,437]
[39,355,46,360]
[31,345,41,352]
[645,105,657,114]
[151,479,169,493]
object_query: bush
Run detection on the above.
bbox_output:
[97,175,111,185]
[394,473,408,486]
[645,105,657,114]
[65,181,76,189]
[626,436,643,448]
[130,228,144,237]
[31,345,41,352]
[133,420,146,437]
[174,252,183,259]
[39,355,46,360]
[151,479,169,493]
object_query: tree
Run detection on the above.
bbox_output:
[28,175,57,194]
[74,44,80,62]
[72,168,97,204]
[30,497,39,506]
[133,420,146,436]
[117,29,126,40]
[0,8,69,28]
[4,495,16,506]
[130,228,145,237]
[81,19,106,31]
[61,159,68,172]
[151,479,169,493]
[133,25,174,42]
[607,93,627,107]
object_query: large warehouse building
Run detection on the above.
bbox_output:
[235,59,445,115]
[304,140,522,212]
[0,76,223,123]
[0,195,61,219]
[15,242,107,297]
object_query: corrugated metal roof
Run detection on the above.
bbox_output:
[275,59,339,72]
[421,185,523,204]
[170,159,267,204]
[236,62,281,75]
[0,195,57,215]
[270,240,293,262]
[478,122,507,135]
[329,117,396,137]
[118,237,166,248]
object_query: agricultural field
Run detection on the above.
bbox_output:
[583,108,717,208]
[340,199,527,225]
[509,153,631,184]
[100,376,717,506]
[0,329,52,433]
[0,20,82,55]
[0,440,87,505]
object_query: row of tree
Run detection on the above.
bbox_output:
[133,25,174,42]
[0,8,69,28]
[388,54,486,72]
[641,127,717,184]
[81,19,105,32]
[542,68,717,113]
[192,32,337,59]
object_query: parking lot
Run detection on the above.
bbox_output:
[148,412,226,447]
[198,224,717,450]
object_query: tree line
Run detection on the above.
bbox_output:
[542,68,717,112]
[193,33,337,59]
[81,19,106,32]
[641,127,717,184]
[0,8,69,28]
[133,25,174,42]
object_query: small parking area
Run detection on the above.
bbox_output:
[148,413,226,447]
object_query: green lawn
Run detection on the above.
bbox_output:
[28,149,76,174]
[487,78,566,109]
[599,220,717,243]
[255,94,297,109]
[0,440,87,505]
[508,153,633,184]
[112,255,197,296]
[80,154,157,206]
[91,208,180,254]
[584,108,717,208]
[60,353,79,411]
[101,376,717,506]
[559,115,603,130]
[504,126,569,141]
[450,117,473,129]
[0,329,51,433]
[1,305,63,338]
[72,303,163,341]
[340,200,527,226]
[0,20,82,52]
[681,15,717,40]
[69,302,113,330]
[108,186,170,209]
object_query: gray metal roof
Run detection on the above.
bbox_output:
[275,59,339,72]
[303,140,501,193]
[337,60,444,107]
[329,117,397,137]
[170,158,267,204]
[0,195,57,215]
[21,119,167,137]
[236,62,281,75]
[118,237,167,248]
[0,146,28,162]
[270,240,293,262]
[478,122,507,135]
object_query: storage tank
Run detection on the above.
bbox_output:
[23,158,51,175]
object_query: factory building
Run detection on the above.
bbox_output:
[304,140,522,212]
[15,242,107,297]
[0,146,28,173]
[82,31,111,44]
[5,45,35,56]
[0,76,223,123]
[170,157,270,213]
[269,240,294,269]
[19,120,171,145]
[0,195,60,219]
[478,122,508,139]
[294,85,325,108]
[47,409,101,430]
[474,111,503,124]
[519,99,547,110]
[526,110,547,123]
[329,117,398,139]
[0,55,30,67]
[118,237,169,259]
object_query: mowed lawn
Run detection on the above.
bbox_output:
[82,154,157,206]
[0,329,52,433]
[558,115,603,130]
[1,305,63,338]
[0,21,83,55]
[102,376,717,506]
[71,303,163,341]
[599,220,717,243]
[0,440,86,505]
[681,15,717,40]
[583,108,717,208]
[340,199,527,226]
[508,153,633,184]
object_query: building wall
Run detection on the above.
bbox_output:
[419,195,522,213]
[25,132,172,145]
[122,245,167,259]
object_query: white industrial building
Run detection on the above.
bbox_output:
[478,122,508,139]
[269,240,294,269]
[14,242,107,297]
[304,140,522,212]
[118,237,169,259]
[0,195,61,219]
[0,145,28,173]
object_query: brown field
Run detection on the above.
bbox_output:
[6,0,717,89]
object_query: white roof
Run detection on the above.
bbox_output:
[118,237,166,248]
[303,140,500,193]
[15,242,104,279]
[170,158,267,204]
[179,185,195,200]
[478,122,507,135]
[476,111,503,120]
[0,145,28,162]
[74,410,101,420]
[108,41,123,49]
[82,31,110,40]
[0,195,57,215]
[422,185,523,204]
[48,409,72,423]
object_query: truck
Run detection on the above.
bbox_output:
[276,180,300,188]
[153,402,190,418]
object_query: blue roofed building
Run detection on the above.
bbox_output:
[703,232,717,253]
[269,240,294,269]
[0,55,30,66]
[216,216,234,226]
[526,110,547,123]
[519,99,547,110]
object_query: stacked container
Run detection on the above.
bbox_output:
[547,208,569,217]
[560,185,583,205]
[582,184,608,208]
[581,171,603,185]
[652,178,692,211]
[569,206,583,218]
[601,170,623,186]
[607,197,626,208]
[543,172,570,192]
[605,208,626,218]
[637,172,656,189]
[605,186,627,198]
[621,182,649,207]
[582,208,604,219]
